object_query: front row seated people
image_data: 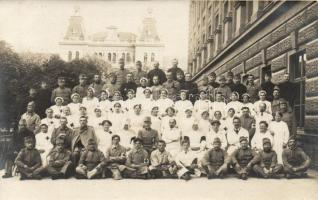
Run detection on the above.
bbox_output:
[13,134,311,180]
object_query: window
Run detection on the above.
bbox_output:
[108,53,111,61]
[290,51,306,128]
[122,53,125,61]
[151,53,155,62]
[215,14,219,31]
[68,51,72,61]
[224,1,229,17]
[112,53,116,63]
[75,51,80,60]
[247,1,253,23]
[261,65,271,84]
[144,53,148,64]
[126,53,131,62]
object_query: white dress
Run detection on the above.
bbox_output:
[123,98,138,113]
[206,129,227,150]
[40,117,59,135]
[211,101,227,118]
[68,102,81,116]
[95,129,113,153]
[174,100,193,118]
[136,87,152,100]
[36,132,53,165]
[198,118,211,134]
[108,112,126,132]
[179,116,196,133]
[193,99,211,118]
[116,129,136,150]
[50,105,64,118]
[254,112,273,131]
[155,98,174,116]
[254,100,272,114]
[269,121,290,164]
[161,127,181,157]
[150,115,162,134]
[82,97,99,115]
[161,115,178,134]
[226,127,249,154]
[88,116,105,132]
[99,100,112,115]
[225,101,243,117]
[128,113,145,133]
[251,130,273,150]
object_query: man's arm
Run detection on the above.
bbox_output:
[297,149,311,171]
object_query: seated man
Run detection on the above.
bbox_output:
[105,135,127,180]
[15,136,43,180]
[201,137,230,179]
[231,136,256,180]
[137,116,159,153]
[47,137,73,179]
[123,138,150,179]
[252,138,283,179]
[175,139,201,181]
[75,139,106,179]
[283,138,311,179]
[149,140,178,179]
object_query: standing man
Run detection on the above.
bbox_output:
[71,116,98,165]
[147,61,167,86]
[73,74,88,100]
[89,74,103,98]
[51,77,72,105]
[19,88,39,116]
[167,58,184,81]
[37,81,52,118]
[279,99,296,136]
[20,102,41,133]
[261,72,276,101]
[231,74,247,100]
[215,75,232,103]
[137,116,159,153]
[226,71,235,90]
[208,72,220,89]
[133,61,147,86]
[120,73,138,100]
[246,74,259,103]
[240,107,256,143]
[180,73,199,103]
[279,72,297,108]
[162,71,180,101]
[102,73,120,99]
[115,58,130,89]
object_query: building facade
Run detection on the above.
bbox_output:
[188,0,318,168]
[59,8,164,71]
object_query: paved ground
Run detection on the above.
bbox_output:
[1,170,318,200]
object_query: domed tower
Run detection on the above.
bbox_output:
[64,6,85,41]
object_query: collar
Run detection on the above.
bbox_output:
[80,126,88,131]
[111,144,119,150]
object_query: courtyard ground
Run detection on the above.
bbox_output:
[1,170,318,200]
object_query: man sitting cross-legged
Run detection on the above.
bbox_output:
[252,138,283,179]
[149,140,178,179]
[75,139,106,179]
[201,137,230,179]
[46,137,73,180]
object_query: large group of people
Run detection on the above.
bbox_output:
[2,58,311,180]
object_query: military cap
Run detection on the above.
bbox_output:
[101,120,112,126]
[213,137,221,144]
[143,116,151,122]
[262,138,271,145]
[210,120,221,125]
[239,136,248,143]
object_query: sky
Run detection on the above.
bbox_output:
[0,0,190,69]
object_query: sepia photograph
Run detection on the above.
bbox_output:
[0,0,317,199]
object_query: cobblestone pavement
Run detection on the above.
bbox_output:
[1,170,318,200]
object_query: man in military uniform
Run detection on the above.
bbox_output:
[15,136,43,180]
[105,135,127,180]
[252,138,283,178]
[115,58,130,89]
[147,61,167,86]
[137,116,159,153]
[2,119,35,178]
[261,72,276,101]
[89,74,104,98]
[279,99,296,136]
[71,116,98,165]
[20,101,41,133]
[231,136,256,180]
[123,138,150,179]
[167,58,184,81]
[283,138,311,178]
[51,77,72,105]
[279,73,297,107]
[240,107,256,143]
[215,75,232,103]
[208,72,220,89]
[51,117,74,150]
[72,74,88,100]
[120,73,138,100]
[47,137,73,179]
[133,61,147,86]
[231,74,247,100]
[75,139,106,179]
[149,140,178,178]
[180,73,199,103]
[202,137,230,179]
[162,71,180,101]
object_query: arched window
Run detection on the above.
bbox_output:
[122,53,125,61]
[126,53,131,62]
[108,53,111,61]
[75,51,80,60]
[112,53,116,63]
[144,53,148,64]
[151,53,155,62]
[68,51,72,61]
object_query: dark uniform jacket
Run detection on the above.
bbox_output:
[202,148,229,168]
[147,68,167,86]
[48,148,72,168]
[15,148,42,169]
[51,87,72,105]
[231,147,256,167]
[72,85,88,99]
[51,126,74,150]
[137,128,159,152]
[126,148,149,166]
[13,128,35,153]
[282,147,310,170]
[79,149,106,171]
[231,83,247,100]
[105,144,126,165]
[71,126,97,151]
[167,67,184,81]
[253,150,277,168]
[279,81,296,107]
[261,81,276,101]
[120,81,138,100]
